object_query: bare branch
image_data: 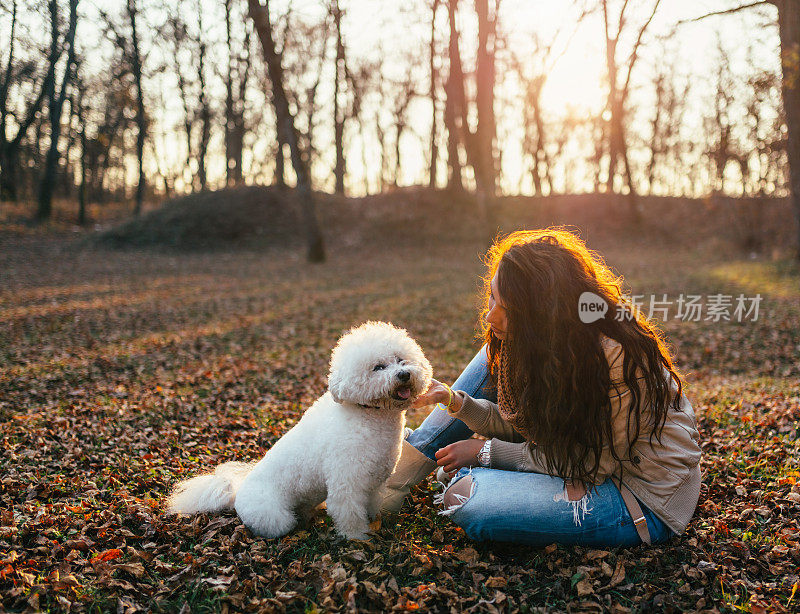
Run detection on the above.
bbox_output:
[617,0,630,37]
[621,0,661,98]
[544,3,593,74]
[677,1,773,24]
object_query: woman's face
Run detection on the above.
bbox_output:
[486,273,508,340]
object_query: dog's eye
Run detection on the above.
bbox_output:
[373,364,386,371]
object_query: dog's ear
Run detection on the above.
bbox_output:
[328,372,343,403]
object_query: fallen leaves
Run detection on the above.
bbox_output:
[91,549,122,563]
[1,233,798,612]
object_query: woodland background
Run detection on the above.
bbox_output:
[1,1,799,613]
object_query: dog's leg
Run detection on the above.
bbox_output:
[326,490,371,540]
[234,482,297,539]
[366,489,382,522]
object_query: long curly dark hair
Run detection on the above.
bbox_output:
[482,228,684,485]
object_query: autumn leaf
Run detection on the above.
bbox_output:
[91,549,122,563]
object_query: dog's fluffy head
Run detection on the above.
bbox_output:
[328,321,432,410]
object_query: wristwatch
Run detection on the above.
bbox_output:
[477,440,492,467]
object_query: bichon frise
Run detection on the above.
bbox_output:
[167,321,432,540]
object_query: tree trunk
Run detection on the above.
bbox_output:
[448,0,492,225]
[196,23,210,192]
[0,0,17,202]
[444,74,463,192]
[429,0,441,189]
[444,0,463,192]
[275,112,286,188]
[223,3,249,187]
[1,0,59,203]
[77,89,87,225]
[620,118,640,217]
[776,0,800,260]
[393,118,405,187]
[37,0,79,222]
[127,0,146,216]
[0,148,18,201]
[603,8,619,196]
[474,0,497,199]
[224,0,235,187]
[248,0,325,262]
[528,84,550,196]
[332,0,346,194]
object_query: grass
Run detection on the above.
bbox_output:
[0,192,799,612]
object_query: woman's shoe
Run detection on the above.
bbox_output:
[381,439,437,513]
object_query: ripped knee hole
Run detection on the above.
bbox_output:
[435,475,475,516]
[553,480,592,526]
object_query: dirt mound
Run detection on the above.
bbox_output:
[92,185,304,250]
[90,185,796,256]
[90,185,483,251]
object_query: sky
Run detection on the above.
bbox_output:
[317,0,782,193]
[0,0,784,196]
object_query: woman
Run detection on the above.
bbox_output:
[382,229,701,547]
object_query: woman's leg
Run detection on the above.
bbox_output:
[438,468,674,547]
[407,345,497,460]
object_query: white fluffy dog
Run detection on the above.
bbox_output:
[167,321,432,540]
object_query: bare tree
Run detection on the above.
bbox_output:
[444,0,464,192]
[444,0,499,222]
[474,0,499,200]
[601,0,661,219]
[645,35,691,195]
[248,0,325,262]
[429,0,442,189]
[684,0,800,258]
[73,63,88,224]
[347,59,374,194]
[37,0,80,221]
[164,5,212,193]
[0,0,18,201]
[1,1,63,202]
[126,0,146,215]
[389,69,418,187]
[331,0,348,194]
[509,8,586,196]
[706,38,739,194]
[447,0,484,196]
[223,0,251,187]
[194,2,211,191]
[743,59,784,195]
[278,13,332,186]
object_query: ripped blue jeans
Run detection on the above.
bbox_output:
[407,345,674,547]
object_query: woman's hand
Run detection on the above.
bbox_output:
[412,379,462,412]
[434,439,486,474]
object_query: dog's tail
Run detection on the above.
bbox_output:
[167,461,255,515]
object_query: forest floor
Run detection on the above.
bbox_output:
[1,194,799,613]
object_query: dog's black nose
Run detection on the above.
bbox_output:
[396,370,410,382]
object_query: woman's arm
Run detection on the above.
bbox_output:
[452,392,527,443]
[411,380,526,442]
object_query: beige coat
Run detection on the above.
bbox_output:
[452,336,702,534]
